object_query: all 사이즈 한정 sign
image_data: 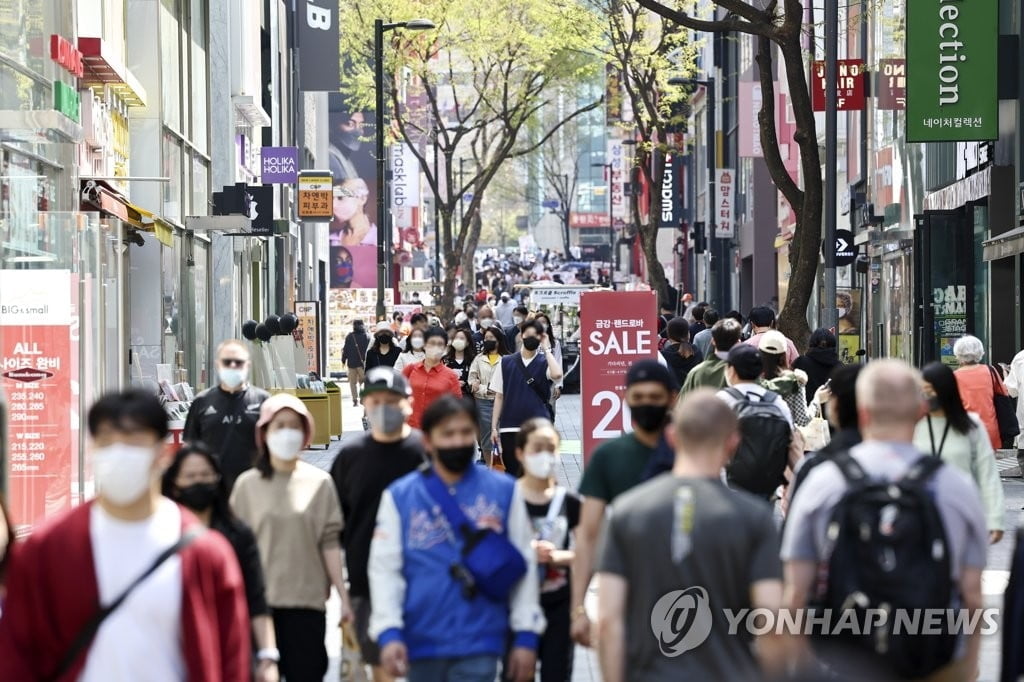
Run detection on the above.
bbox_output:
[906,0,998,142]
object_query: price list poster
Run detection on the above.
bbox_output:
[0,269,72,531]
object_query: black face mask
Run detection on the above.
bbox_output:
[522,337,541,352]
[176,482,219,512]
[630,403,669,432]
[483,339,498,352]
[376,334,392,345]
[928,396,942,412]
[436,445,476,473]
[353,324,365,333]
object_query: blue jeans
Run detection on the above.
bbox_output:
[407,655,498,682]
[476,398,495,459]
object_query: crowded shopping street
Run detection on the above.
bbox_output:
[6,0,1024,680]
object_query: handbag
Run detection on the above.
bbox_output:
[989,365,1020,445]
[422,471,527,602]
[49,525,203,681]
[798,417,831,452]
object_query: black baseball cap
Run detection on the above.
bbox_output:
[361,367,411,398]
[726,344,763,380]
[626,359,678,392]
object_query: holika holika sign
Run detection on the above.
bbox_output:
[906,0,998,142]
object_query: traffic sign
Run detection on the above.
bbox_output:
[829,228,857,267]
[297,170,333,220]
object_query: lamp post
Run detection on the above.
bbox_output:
[620,138,637,275]
[432,127,441,303]
[592,162,614,276]
[375,17,435,322]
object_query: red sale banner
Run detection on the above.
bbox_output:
[0,270,73,533]
[579,290,658,464]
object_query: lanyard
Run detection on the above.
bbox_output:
[927,415,951,459]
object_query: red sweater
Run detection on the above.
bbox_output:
[404,360,463,428]
[0,501,251,681]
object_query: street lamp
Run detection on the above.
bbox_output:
[620,138,637,274]
[591,162,614,276]
[375,17,435,321]
[668,75,723,310]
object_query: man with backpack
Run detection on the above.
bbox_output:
[715,344,794,499]
[681,318,743,393]
[782,360,988,681]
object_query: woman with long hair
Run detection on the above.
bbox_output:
[759,331,811,427]
[365,321,401,370]
[393,327,426,373]
[162,443,278,680]
[915,362,1004,543]
[230,394,351,681]
[445,327,477,398]
[469,327,510,464]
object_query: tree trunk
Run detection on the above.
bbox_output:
[460,210,483,296]
[562,209,572,258]
[634,151,669,305]
[438,207,458,322]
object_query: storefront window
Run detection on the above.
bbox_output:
[190,0,209,152]
[973,205,989,353]
[191,155,209,216]
[163,132,183,221]
[160,0,182,131]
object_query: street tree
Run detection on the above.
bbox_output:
[627,0,822,344]
[339,0,603,320]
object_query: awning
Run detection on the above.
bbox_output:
[77,37,147,107]
[983,226,1024,262]
[80,180,175,247]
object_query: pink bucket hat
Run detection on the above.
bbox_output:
[255,393,315,451]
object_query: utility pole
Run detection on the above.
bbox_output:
[822,0,839,333]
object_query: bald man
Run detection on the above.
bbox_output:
[596,390,785,682]
[782,360,987,681]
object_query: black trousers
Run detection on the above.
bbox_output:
[500,431,522,477]
[538,598,573,681]
[272,607,327,682]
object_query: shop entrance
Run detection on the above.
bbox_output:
[914,210,975,367]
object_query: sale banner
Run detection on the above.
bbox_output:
[0,270,73,532]
[579,290,658,464]
[294,300,320,374]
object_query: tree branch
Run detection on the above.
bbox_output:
[754,36,803,211]
[631,0,776,39]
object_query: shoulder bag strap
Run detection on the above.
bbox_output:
[989,364,1006,394]
[545,487,568,525]
[902,455,945,488]
[50,525,204,681]
[723,387,744,402]
[422,470,473,540]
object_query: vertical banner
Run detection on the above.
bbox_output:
[297,0,340,91]
[714,168,735,239]
[811,60,866,111]
[1,270,72,532]
[390,143,420,230]
[738,81,764,157]
[294,301,321,374]
[906,0,997,142]
[579,290,658,464]
[329,92,378,289]
[658,152,683,229]
[607,138,626,223]
[877,59,906,110]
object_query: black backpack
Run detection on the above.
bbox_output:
[811,453,955,678]
[723,387,791,497]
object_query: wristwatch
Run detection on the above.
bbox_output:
[256,648,281,663]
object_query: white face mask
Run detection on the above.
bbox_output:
[513,315,524,325]
[480,318,494,328]
[452,338,467,351]
[837,307,848,319]
[218,367,247,390]
[425,346,445,360]
[410,337,425,350]
[94,443,156,506]
[524,451,557,479]
[266,428,305,461]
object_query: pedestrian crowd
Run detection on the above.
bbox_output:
[1,293,1024,682]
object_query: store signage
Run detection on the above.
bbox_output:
[390,143,420,230]
[261,146,299,184]
[53,81,81,122]
[570,212,607,228]
[294,301,320,374]
[713,168,735,239]
[246,185,274,235]
[50,34,84,78]
[530,286,584,307]
[906,0,998,142]
[827,228,858,267]
[579,290,658,464]
[297,0,340,91]
[811,60,865,111]
[297,170,333,219]
[658,153,683,229]
[878,59,907,110]
[738,81,764,157]
[0,269,73,532]
[607,139,626,221]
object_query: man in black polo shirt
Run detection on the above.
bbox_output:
[330,367,426,679]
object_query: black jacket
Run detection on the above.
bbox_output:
[342,329,371,369]
[793,347,842,398]
[661,343,703,388]
[365,344,401,370]
[183,385,269,491]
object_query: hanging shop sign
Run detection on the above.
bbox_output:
[50,34,84,78]
[607,138,626,221]
[658,153,683,229]
[906,0,998,142]
[579,290,658,464]
[390,143,420,230]
[261,146,299,184]
[713,168,735,239]
[570,212,607,228]
[1,269,73,533]
[294,301,320,374]
[878,59,907,110]
[297,0,340,91]
[54,81,80,122]
[811,60,865,111]
[738,81,764,157]
[297,170,333,219]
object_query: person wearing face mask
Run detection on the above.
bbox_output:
[183,339,269,492]
[469,328,511,465]
[342,319,371,406]
[403,326,462,429]
[369,396,545,682]
[571,360,678,648]
[230,393,352,682]
[504,306,531,349]
[512,419,579,682]
[394,328,427,373]
[494,291,517,327]
[0,390,250,681]
[474,305,497,350]
[366,321,402,370]
[162,443,278,681]
[534,313,564,418]
[330,368,427,681]
[490,321,564,477]
[444,328,477,399]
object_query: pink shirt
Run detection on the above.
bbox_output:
[744,331,800,367]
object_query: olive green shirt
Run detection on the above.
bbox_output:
[579,433,655,503]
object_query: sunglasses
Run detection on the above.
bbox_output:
[221,358,246,368]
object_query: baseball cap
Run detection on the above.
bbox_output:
[500,292,510,300]
[758,330,788,355]
[625,359,678,392]
[727,344,763,379]
[361,367,411,398]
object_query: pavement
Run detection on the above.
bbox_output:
[301,383,1022,681]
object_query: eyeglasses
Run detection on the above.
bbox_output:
[221,358,246,368]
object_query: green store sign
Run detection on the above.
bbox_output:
[906,0,998,142]
[54,80,80,123]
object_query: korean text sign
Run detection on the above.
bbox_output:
[579,290,658,464]
[906,0,997,142]
[0,269,72,532]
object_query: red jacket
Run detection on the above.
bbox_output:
[404,360,463,429]
[0,501,251,681]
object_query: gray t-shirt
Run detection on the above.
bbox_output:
[781,440,988,579]
[599,475,781,682]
